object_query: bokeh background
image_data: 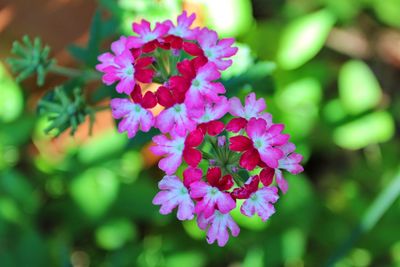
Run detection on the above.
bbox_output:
[1,0,400,266]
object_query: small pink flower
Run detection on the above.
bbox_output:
[275,142,304,193]
[165,11,197,40]
[246,118,289,168]
[185,62,225,108]
[195,96,229,124]
[155,103,197,136]
[110,98,154,138]
[128,20,170,48]
[241,186,279,221]
[97,48,154,95]
[229,93,272,124]
[189,180,236,218]
[151,133,186,175]
[152,175,195,220]
[196,28,238,70]
[96,36,130,72]
[197,211,240,247]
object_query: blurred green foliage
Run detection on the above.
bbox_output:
[1,0,400,266]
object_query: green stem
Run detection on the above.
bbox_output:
[49,65,100,81]
[325,172,400,267]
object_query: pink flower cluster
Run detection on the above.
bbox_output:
[97,11,303,247]
[96,11,236,137]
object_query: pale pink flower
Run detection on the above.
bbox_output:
[110,98,154,138]
[128,20,170,48]
[274,142,304,193]
[246,118,290,168]
[241,186,279,221]
[96,36,130,71]
[229,93,272,124]
[195,96,229,123]
[184,62,225,108]
[197,211,240,247]
[165,11,197,40]
[98,49,136,95]
[189,181,236,218]
[155,103,197,136]
[196,28,238,70]
[153,175,195,220]
[151,133,186,175]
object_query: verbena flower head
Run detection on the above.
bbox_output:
[97,11,304,247]
[96,11,234,139]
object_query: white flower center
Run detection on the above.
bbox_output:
[254,138,263,149]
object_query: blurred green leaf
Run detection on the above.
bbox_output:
[1,170,39,213]
[323,99,348,123]
[243,247,264,267]
[223,61,276,97]
[276,77,322,138]
[333,111,394,150]
[327,171,400,266]
[77,130,127,164]
[165,251,206,267]
[0,197,21,223]
[0,62,24,123]
[277,9,336,69]
[339,60,382,115]
[95,218,137,250]
[282,228,306,263]
[70,167,119,218]
[222,43,253,79]
[201,0,254,37]
[68,9,112,67]
[372,0,400,27]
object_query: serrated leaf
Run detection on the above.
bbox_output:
[277,9,336,70]
[339,60,382,115]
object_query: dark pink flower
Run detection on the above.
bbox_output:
[190,180,236,218]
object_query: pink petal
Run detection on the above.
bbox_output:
[246,118,267,139]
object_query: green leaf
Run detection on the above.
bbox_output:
[372,0,400,28]
[165,252,206,267]
[95,218,137,250]
[333,111,395,150]
[86,10,103,66]
[276,77,322,137]
[0,63,23,123]
[223,61,276,97]
[339,60,382,115]
[243,247,264,267]
[77,130,128,164]
[277,9,336,70]
[68,9,104,67]
[202,0,254,37]
[70,167,119,219]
